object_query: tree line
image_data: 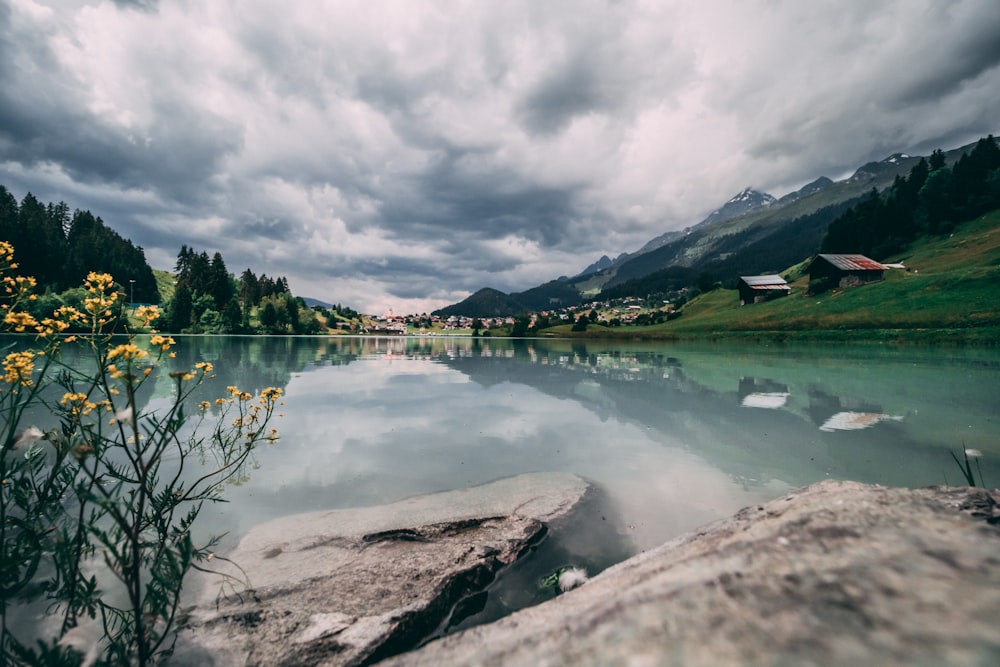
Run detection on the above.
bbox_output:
[162,244,324,334]
[0,186,159,302]
[0,186,363,335]
[821,135,1000,257]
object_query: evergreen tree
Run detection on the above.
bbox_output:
[259,301,278,332]
[917,168,954,234]
[0,186,18,242]
[207,252,235,309]
[929,148,946,171]
[821,136,1000,259]
[14,194,70,287]
[167,283,193,331]
[239,269,260,308]
[284,294,301,334]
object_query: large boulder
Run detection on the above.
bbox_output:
[383,480,1000,666]
[176,472,590,666]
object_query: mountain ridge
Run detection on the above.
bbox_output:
[433,139,983,318]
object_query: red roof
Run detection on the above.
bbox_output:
[816,254,888,271]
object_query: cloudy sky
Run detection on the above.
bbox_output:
[2,0,999,313]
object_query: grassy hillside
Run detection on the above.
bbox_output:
[153,269,175,304]
[591,209,1000,344]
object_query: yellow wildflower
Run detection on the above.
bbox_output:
[3,351,35,386]
[54,305,84,323]
[61,392,87,404]
[150,335,175,351]
[260,387,283,402]
[135,305,159,325]
[4,311,39,333]
[39,317,71,335]
[108,343,148,362]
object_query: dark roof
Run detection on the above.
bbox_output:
[815,254,888,271]
[739,275,790,288]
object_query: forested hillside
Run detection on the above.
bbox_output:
[0,186,158,302]
[821,136,1000,257]
[162,244,321,334]
[0,186,359,335]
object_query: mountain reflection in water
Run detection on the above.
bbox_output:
[12,335,998,558]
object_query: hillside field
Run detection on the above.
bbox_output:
[575,209,1000,344]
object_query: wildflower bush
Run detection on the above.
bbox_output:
[0,242,282,665]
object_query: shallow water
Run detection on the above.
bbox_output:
[126,336,997,551]
[11,335,1000,548]
[7,334,1000,640]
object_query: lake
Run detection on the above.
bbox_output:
[9,335,1000,629]
[49,335,999,539]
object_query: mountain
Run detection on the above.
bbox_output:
[699,188,777,228]
[433,288,527,318]
[302,297,333,309]
[435,139,985,316]
[577,151,936,294]
[578,255,615,276]
[776,177,834,205]
[433,280,585,318]
[848,153,911,183]
[575,188,779,285]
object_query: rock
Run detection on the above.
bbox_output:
[175,472,589,666]
[382,480,1000,666]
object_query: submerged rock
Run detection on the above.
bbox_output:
[383,480,1000,666]
[175,472,589,666]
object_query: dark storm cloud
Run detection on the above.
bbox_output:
[2,0,999,313]
[0,9,241,208]
[112,0,157,12]
[517,50,627,136]
[382,149,585,247]
[890,6,1000,106]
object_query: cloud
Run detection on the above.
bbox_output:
[1,0,999,313]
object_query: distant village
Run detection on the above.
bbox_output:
[363,252,898,335]
[365,296,680,335]
[360,252,899,336]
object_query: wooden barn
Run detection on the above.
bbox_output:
[807,254,888,291]
[738,275,791,305]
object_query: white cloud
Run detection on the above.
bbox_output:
[2,0,998,312]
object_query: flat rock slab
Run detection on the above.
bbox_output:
[176,472,588,666]
[384,480,1000,666]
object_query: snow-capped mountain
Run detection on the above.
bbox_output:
[698,188,777,228]
[849,153,917,183]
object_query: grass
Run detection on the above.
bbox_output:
[586,209,1000,343]
[153,269,175,303]
[949,447,986,487]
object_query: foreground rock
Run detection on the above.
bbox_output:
[176,472,589,666]
[384,480,1000,666]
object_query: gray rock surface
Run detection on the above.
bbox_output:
[382,480,1000,667]
[175,472,589,666]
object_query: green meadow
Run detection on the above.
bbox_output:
[574,209,1000,344]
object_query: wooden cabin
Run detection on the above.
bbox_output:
[807,254,887,291]
[738,275,791,306]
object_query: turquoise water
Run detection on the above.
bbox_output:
[7,334,999,636]
[10,335,1000,553]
